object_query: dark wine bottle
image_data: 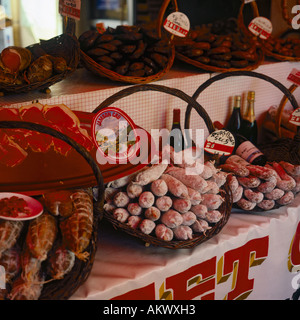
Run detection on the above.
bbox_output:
[225,95,242,135]
[169,108,185,152]
[240,91,258,144]
[234,134,267,166]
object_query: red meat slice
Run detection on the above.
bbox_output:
[0,107,29,149]
[0,131,27,167]
[43,104,80,129]
[19,103,47,124]
[19,103,52,152]
[0,107,19,120]
[43,104,94,152]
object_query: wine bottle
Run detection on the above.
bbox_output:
[169,108,185,152]
[240,91,258,144]
[234,134,267,166]
[225,95,242,135]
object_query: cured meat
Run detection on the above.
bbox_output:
[43,104,93,151]
[43,190,74,218]
[48,245,76,280]
[26,212,57,261]
[19,103,52,153]
[0,220,23,258]
[60,190,94,261]
[0,128,27,167]
[0,247,20,284]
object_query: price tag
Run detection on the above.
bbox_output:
[248,17,272,40]
[92,107,140,163]
[204,130,235,156]
[289,108,300,126]
[164,12,190,38]
[287,68,300,86]
[59,0,81,20]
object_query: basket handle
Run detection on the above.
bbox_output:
[0,121,104,201]
[92,83,215,144]
[184,70,300,141]
[156,0,179,39]
[237,0,260,38]
[275,83,298,138]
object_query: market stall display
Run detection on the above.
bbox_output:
[0,18,79,94]
[97,83,232,249]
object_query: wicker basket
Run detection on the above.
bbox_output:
[94,83,232,249]
[79,0,177,84]
[0,18,80,94]
[184,70,300,165]
[0,121,104,300]
[174,4,264,73]
[238,0,300,62]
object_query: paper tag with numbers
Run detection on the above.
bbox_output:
[164,12,190,37]
[287,68,300,86]
[289,108,300,126]
[204,130,235,156]
[59,0,81,20]
[248,17,272,40]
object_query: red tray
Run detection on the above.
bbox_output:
[0,111,155,196]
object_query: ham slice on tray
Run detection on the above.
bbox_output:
[0,130,27,167]
[19,103,53,153]
[0,103,95,167]
[43,104,94,152]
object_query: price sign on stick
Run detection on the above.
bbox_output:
[164,12,190,38]
[289,108,300,126]
[248,17,272,40]
[204,130,235,156]
[59,0,81,20]
[287,68,300,86]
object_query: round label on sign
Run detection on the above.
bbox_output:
[248,17,272,40]
[92,107,140,163]
[204,130,235,156]
[163,12,190,38]
[289,107,300,126]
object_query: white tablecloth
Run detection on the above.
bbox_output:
[70,194,300,300]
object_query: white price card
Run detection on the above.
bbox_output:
[164,12,190,38]
[289,108,300,126]
[287,68,300,86]
[248,17,272,40]
[59,0,81,20]
[204,130,235,156]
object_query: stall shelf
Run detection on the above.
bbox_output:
[1,60,300,300]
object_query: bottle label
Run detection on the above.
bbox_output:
[236,141,263,163]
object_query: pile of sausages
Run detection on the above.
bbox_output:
[104,153,228,242]
[79,25,171,78]
[263,37,300,58]
[175,30,259,69]
[219,155,300,211]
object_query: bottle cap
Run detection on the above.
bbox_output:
[247,91,255,101]
[234,95,241,101]
[173,109,181,123]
